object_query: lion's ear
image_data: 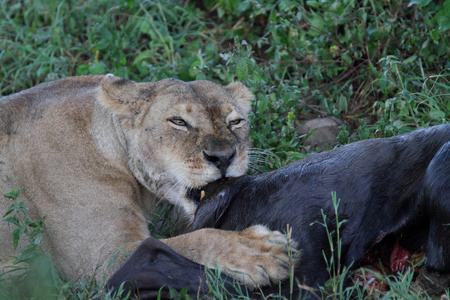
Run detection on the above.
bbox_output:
[98,74,140,115]
[225,82,253,115]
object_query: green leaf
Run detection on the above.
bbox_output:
[15,244,39,263]
[308,13,325,36]
[122,0,134,9]
[33,235,43,245]
[408,0,432,6]
[76,64,90,76]
[438,16,450,32]
[342,54,352,65]
[429,110,445,120]
[403,55,418,65]
[235,58,249,80]
[306,1,320,8]
[12,228,21,249]
[445,0,450,15]
[288,112,295,121]
[89,62,107,75]
[3,216,21,227]
[430,29,440,42]
[27,221,40,228]
[236,1,250,13]
[3,207,14,217]
[4,189,21,199]
[132,50,153,66]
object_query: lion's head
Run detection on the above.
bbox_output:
[98,74,253,216]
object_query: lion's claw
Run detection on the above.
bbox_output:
[213,225,299,288]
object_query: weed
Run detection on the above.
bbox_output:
[1,189,46,272]
[0,191,128,300]
[309,192,354,300]
[148,203,180,238]
[0,189,60,299]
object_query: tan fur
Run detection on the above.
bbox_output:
[164,225,297,288]
[0,75,294,286]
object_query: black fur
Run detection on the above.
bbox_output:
[107,124,450,298]
[193,124,450,296]
[106,237,246,298]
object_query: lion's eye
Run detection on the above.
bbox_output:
[169,119,187,126]
[229,119,242,126]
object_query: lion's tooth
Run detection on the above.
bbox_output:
[200,190,205,200]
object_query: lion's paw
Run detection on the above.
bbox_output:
[216,225,299,288]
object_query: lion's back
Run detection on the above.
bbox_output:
[0,76,104,143]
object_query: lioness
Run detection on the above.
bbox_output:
[0,75,294,288]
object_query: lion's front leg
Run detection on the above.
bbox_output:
[162,225,299,288]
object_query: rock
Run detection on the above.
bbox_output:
[297,118,343,151]
[412,267,450,298]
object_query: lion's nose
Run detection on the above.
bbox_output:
[203,149,236,178]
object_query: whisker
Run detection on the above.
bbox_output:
[247,163,266,174]
[248,157,269,164]
[158,171,189,205]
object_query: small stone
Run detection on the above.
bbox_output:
[297,118,343,151]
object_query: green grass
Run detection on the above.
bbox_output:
[1,0,449,298]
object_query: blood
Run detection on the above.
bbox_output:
[352,235,424,294]
[390,237,411,273]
